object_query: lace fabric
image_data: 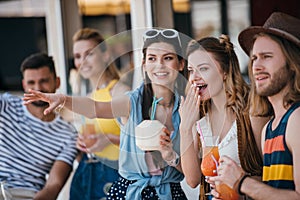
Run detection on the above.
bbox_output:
[196,116,240,165]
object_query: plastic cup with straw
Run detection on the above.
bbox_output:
[198,120,220,177]
[135,96,165,151]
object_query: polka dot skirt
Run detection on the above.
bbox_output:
[107,176,187,200]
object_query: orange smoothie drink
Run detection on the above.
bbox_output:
[81,123,97,148]
[216,182,239,200]
[201,146,220,176]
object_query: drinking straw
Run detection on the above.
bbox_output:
[150,96,163,120]
[211,154,219,168]
[197,121,206,147]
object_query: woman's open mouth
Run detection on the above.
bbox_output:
[196,84,207,92]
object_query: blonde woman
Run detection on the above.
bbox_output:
[70,28,128,200]
[179,35,269,200]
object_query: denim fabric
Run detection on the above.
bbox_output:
[117,84,184,199]
[70,154,119,200]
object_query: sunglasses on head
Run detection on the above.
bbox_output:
[143,29,182,47]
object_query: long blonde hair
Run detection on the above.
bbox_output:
[186,35,263,200]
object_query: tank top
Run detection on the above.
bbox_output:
[197,115,240,165]
[262,102,300,189]
[90,79,120,160]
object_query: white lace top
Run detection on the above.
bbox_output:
[196,115,240,166]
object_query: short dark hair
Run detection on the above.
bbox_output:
[20,53,57,77]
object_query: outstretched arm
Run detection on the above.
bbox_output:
[23,89,130,119]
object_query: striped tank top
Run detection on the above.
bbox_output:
[262,102,300,189]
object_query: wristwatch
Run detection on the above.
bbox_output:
[166,152,180,167]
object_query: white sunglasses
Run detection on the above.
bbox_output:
[143,29,182,47]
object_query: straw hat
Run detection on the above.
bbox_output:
[238,12,300,55]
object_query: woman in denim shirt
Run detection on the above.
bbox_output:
[24,28,189,199]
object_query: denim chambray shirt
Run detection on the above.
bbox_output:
[117,84,184,200]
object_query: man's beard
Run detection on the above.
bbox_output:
[26,89,50,107]
[31,100,49,107]
[256,64,290,97]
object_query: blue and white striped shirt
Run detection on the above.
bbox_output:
[0,93,77,192]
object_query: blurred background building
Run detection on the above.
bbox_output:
[0,0,299,93]
[0,0,299,199]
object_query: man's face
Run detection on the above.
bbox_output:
[251,35,289,97]
[22,66,59,107]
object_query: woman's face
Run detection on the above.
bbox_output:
[187,49,225,100]
[144,42,184,88]
[73,39,107,80]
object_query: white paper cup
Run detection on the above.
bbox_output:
[135,120,165,151]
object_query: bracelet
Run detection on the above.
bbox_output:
[165,151,180,167]
[55,94,66,113]
[233,172,250,195]
[237,174,250,196]
[233,172,244,193]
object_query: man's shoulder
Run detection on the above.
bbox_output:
[0,92,23,112]
[284,104,300,152]
[1,92,21,102]
[284,103,300,137]
[288,103,300,119]
[287,106,300,127]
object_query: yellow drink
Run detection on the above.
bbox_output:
[81,123,96,148]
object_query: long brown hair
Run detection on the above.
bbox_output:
[186,35,263,200]
[141,29,188,120]
[72,28,120,80]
